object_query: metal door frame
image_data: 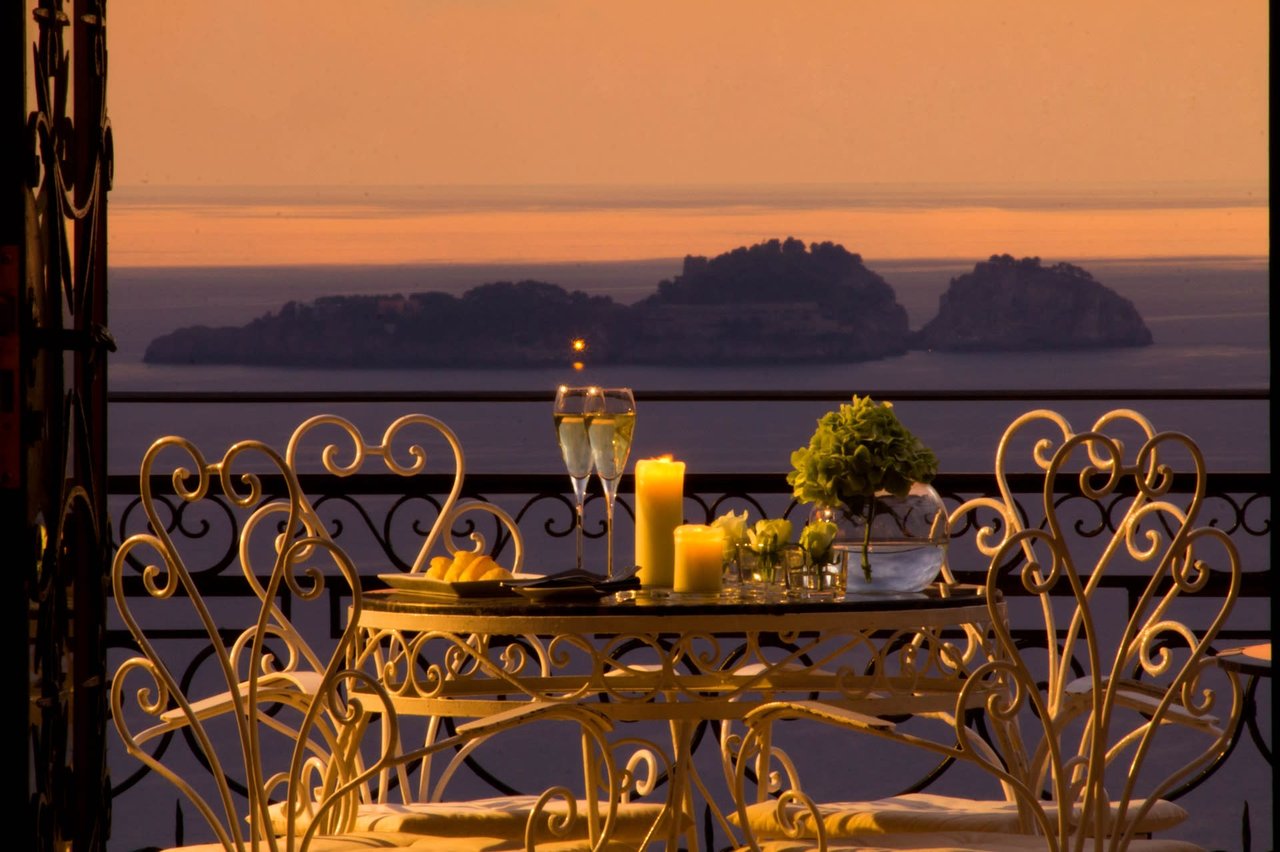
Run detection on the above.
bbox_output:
[4,2,113,849]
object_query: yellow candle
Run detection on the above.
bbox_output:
[634,456,685,588]
[673,524,725,594]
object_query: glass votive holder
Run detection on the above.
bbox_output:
[736,543,804,600]
[785,549,849,599]
[721,549,742,588]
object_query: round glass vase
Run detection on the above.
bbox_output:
[810,481,948,594]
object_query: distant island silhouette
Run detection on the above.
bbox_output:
[142,239,1153,367]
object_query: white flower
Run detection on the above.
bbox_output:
[800,520,838,563]
[746,518,793,554]
[711,509,749,561]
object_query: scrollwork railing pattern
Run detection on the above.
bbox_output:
[107,467,1269,851]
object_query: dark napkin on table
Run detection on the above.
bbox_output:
[501,566,641,592]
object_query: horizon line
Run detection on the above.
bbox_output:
[107,180,1270,214]
[109,253,1271,273]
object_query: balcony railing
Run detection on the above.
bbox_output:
[104,389,1271,852]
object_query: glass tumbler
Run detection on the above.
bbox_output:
[786,549,849,599]
[736,543,803,600]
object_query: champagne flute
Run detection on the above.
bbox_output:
[586,387,636,579]
[553,385,594,572]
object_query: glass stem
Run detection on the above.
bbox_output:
[861,499,876,581]
[574,501,585,572]
[604,498,615,580]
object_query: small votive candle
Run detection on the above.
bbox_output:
[673,524,726,594]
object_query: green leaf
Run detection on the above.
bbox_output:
[788,395,939,513]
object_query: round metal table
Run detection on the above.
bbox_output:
[350,584,1008,851]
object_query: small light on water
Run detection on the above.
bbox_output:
[572,361,585,371]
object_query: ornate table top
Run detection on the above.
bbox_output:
[359,583,995,629]
[352,584,1003,719]
[1215,643,1272,678]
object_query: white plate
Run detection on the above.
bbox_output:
[377,572,541,598]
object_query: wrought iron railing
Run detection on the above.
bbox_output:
[104,390,1271,852]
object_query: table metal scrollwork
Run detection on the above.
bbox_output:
[351,587,1007,850]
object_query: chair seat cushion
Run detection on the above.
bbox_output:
[164,830,503,851]
[733,792,1188,837]
[172,834,647,852]
[738,829,1204,852]
[356,797,682,841]
[268,796,685,843]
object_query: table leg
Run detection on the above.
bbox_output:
[582,728,602,845]
[668,717,700,851]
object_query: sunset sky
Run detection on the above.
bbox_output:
[106,0,1269,265]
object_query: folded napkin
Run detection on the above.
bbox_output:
[502,566,641,592]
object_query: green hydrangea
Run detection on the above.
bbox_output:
[787,396,938,509]
[787,396,939,580]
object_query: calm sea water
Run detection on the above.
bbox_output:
[108,255,1270,476]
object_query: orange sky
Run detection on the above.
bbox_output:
[108,201,1268,266]
[105,0,1269,264]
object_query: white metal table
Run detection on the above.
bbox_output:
[352,585,1006,849]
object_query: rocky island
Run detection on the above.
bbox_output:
[623,238,909,364]
[911,255,1153,351]
[142,240,1153,367]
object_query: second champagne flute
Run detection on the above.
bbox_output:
[587,387,636,580]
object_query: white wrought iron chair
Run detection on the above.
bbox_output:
[284,412,527,578]
[727,408,1243,852]
[111,433,422,850]
[110,432,629,852]
[278,413,682,849]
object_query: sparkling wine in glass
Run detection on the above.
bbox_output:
[586,387,636,579]
[553,385,594,572]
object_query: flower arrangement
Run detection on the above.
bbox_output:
[746,518,793,558]
[712,510,837,571]
[798,518,838,566]
[787,395,939,580]
[711,509,749,563]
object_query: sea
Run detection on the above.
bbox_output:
[108,254,1271,478]
[104,214,1271,852]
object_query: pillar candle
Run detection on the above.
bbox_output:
[673,524,725,594]
[634,456,685,588]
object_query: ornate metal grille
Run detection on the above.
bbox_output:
[9,2,115,850]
